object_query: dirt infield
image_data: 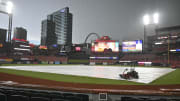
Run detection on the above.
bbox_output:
[0,72,180,96]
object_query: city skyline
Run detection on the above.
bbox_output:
[0,0,180,44]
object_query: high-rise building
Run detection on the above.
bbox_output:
[41,20,56,46]
[41,7,72,46]
[13,27,27,40]
[0,28,7,43]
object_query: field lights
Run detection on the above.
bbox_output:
[6,1,13,14]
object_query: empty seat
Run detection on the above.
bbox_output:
[27,90,51,98]
[15,91,30,97]
[52,99,69,101]
[121,97,149,101]
[1,89,15,95]
[62,93,82,101]
[62,93,74,98]
[0,89,5,93]
[30,97,50,101]
[49,92,64,99]
[65,96,81,101]
[0,92,6,101]
[7,95,29,101]
[76,94,89,101]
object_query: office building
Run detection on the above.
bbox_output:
[0,28,7,43]
[41,7,72,46]
[41,20,56,46]
[13,27,27,40]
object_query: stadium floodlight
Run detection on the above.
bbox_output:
[6,1,13,14]
[143,14,150,25]
[153,13,159,24]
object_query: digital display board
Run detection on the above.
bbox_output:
[39,46,47,50]
[75,47,81,51]
[122,40,142,52]
[91,42,119,52]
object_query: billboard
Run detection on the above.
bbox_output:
[91,42,119,52]
[122,40,142,52]
[75,47,81,51]
[39,46,47,50]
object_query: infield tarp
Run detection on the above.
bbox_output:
[0,65,175,84]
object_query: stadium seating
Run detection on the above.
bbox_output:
[75,94,89,101]
[0,92,6,101]
[119,53,180,67]
[0,86,89,101]
[121,96,178,101]
[37,56,68,62]
[30,97,50,101]
[7,95,29,101]
[0,85,180,101]
[120,53,156,62]
[52,99,69,101]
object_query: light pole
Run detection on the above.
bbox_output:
[7,1,13,42]
[8,14,13,42]
[143,13,159,52]
[143,14,150,52]
[153,13,159,37]
[0,1,13,42]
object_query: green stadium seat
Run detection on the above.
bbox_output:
[52,99,69,101]
[30,97,50,101]
[7,95,29,101]
[76,94,89,101]
[49,92,64,99]
[62,93,74,98]
[0,92,6,101]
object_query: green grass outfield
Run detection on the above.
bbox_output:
[0,65,180,85]
[68,59,89,64]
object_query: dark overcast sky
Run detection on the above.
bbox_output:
[0,0,180,44]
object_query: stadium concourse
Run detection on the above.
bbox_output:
[0,65,174,84]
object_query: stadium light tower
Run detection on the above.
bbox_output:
[0,1,13,42]
[153,13,159,24]
[142,13,159,52]
[6,1,13,14]
[143,14,150,52]
[143,14,150,25]
[7,1,13,42]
